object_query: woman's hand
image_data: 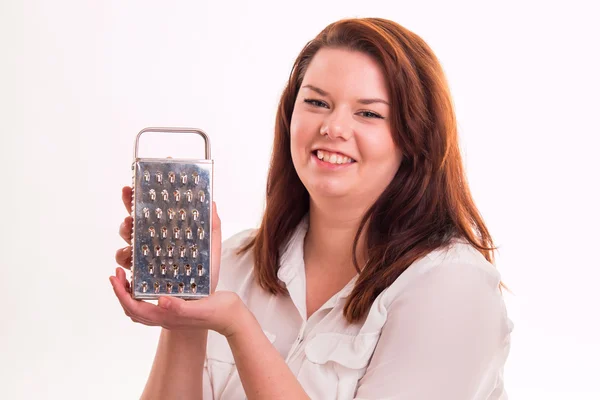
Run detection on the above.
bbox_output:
[111,267,246,336]
[110,186,244,336]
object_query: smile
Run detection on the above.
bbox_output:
[313,149,355,165]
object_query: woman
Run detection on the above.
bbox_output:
[112,17,512,399]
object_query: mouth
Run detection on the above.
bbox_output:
[312,149,356,165]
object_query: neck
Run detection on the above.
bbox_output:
[304,197,369,271]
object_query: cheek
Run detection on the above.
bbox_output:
[290,111,310,169]
[362,130,392,158]
[290,109,316,149]
[360,129,402,169]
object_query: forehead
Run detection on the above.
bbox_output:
[302,48,389,98]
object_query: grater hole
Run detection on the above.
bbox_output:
[178,282,184,293]
[185,264,191,276]
[191,282,197,293]
[197,264,204,276]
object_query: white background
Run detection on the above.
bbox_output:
[1,0,599,398]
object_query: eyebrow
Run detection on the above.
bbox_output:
[301,84,390,106]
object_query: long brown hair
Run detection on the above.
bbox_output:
[240,18,497,323]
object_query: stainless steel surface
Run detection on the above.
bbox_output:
[130,127,213,300]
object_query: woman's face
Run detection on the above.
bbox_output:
[290,48,402,205]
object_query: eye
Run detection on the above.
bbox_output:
[357,110,384,119]
[304,98,329,108]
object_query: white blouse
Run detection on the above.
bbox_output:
[202,218,513,399]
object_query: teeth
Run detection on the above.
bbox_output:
[315,150,354,164]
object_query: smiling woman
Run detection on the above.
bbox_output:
[111,17,512,400]
[290,48,401,202]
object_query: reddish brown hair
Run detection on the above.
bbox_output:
[240,18,497,323]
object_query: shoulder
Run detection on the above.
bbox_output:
[368,240,512,335]
[216,228,257,292]
[384,240,503,301]
[222,228,256,257]
[354,243,513,399]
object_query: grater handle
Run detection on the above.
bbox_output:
[134,127,211,160]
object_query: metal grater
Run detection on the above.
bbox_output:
[130,127,213,299]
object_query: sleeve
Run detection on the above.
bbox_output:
[202,362,214,400]
[202,228,256,399]
[354,262,512,400]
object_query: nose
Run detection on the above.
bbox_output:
[321,108,353,140]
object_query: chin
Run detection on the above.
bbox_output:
[306,178,353,199]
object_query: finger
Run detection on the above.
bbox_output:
[110,280,159,326]
[212,202,221,265]
[109,274,163,326]
[119,216,133,244]
[115,267,130,290]
[158,296,212,330]
[211,202,222,291]
[115,246,132,269]
[111,270,161,325]
[122,186,133,215]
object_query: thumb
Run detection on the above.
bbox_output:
[160,296,214,320]
[211,201,222,263]
[158,296,185,310]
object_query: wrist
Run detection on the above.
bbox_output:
[220,294,255,339]
[165,327,208,341]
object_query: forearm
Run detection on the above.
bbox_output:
[226,307,310,400]
[141,328,208,400]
